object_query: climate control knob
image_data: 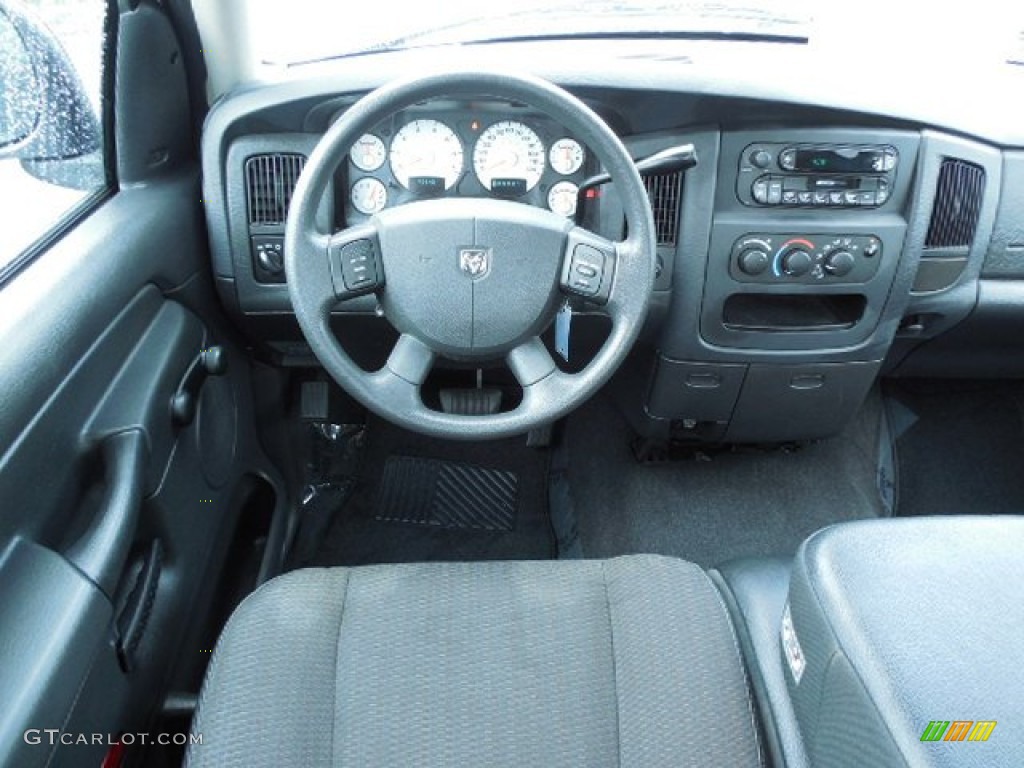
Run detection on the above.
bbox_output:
[737,248,770,275]
[824,250,855,277]
[780,248,813,277]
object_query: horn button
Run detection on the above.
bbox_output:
[376,199,571,360]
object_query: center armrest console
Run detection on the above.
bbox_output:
[783,517,1024,767]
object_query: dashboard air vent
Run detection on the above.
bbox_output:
[925,159,985,249]
[644,171,683,246]
[245,153,306,226]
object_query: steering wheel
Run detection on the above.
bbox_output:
[284,71,656,440]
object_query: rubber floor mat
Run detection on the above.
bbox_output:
[304,416,554,566]
[375,456,518,531]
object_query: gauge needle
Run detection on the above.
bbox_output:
[489,152,518,171]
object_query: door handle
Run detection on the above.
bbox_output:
[66,429,147,598]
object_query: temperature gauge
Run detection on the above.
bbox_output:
[549,138,585,175]
[350,134,387,172]
[351,177,387,215]
[548,181,579,218]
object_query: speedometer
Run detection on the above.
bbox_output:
[389,119,464,191]
[473,121,546,194]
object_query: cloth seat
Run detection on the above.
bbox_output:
[187,555,763,767]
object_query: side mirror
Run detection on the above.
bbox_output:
[0,1,103,190]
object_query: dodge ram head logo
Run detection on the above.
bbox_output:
[458,248,491,279]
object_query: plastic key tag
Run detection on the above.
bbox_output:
[555,299,572,362]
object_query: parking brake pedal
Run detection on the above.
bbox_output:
[439,388,502,415]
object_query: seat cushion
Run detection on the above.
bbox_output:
[187,556,762,768]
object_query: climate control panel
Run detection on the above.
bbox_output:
[729,233,882,285]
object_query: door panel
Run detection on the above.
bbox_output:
[0,167,284,768]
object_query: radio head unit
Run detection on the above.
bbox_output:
[738,143,899,209]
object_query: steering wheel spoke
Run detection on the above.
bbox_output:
[507,336,559,388]
[560,226,619,306]
[382,333,435,387]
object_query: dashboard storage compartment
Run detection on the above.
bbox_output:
[725,361,879,443]
[646,359,747,421]
[785,517,1024,767]
[722,294,867,332]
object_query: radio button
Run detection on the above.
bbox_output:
[779,149,796,171]
[752,178,769,203]
[767,179,783,205]
[797,191,813,204]
[828,191,843,205]
[782,191,798,204]
[813,191,829,205]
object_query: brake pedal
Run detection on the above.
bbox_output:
[439,387,502,415]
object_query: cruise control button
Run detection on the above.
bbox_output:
[335,239,380,293]
[567,243,607,298]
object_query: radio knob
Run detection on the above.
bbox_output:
[749,149,772,169]
[737,248,770,275]
[824,250,855,277]
[780,248,813,277]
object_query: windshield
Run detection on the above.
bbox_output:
[242,1,1024,75]
[254,0,812,66]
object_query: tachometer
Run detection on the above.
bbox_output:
[389,119,464,190]
[351,177,387,215]
[350,134,386,172]
[549,138,585,175]
[473,121,546,194]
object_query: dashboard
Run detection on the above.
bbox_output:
[200,46,1024,444]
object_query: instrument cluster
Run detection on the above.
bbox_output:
[343,107,592,223]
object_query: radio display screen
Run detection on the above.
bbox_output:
[795,149,879,174]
